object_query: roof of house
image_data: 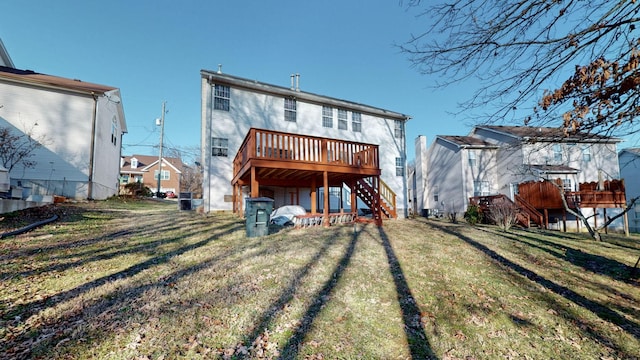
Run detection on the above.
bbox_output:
[476,125,621,143]
[0,65,117,94]
[121,155,183,174]
[619,148,640,156]
[438,135,499,148]
[201,70,411,121]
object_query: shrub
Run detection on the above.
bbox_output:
[464,204,483,226]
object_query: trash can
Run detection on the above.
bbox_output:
[179,192,192,210]
[245,197,274,238]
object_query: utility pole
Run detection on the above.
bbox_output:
[156,101,166,197]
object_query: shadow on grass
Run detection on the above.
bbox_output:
[1,219,243,325]
[373,225,437,360]
[428,222,640,344]
[478,227,639,283]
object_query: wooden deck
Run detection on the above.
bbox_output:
[472,179,627,231]
[231,128,396,226]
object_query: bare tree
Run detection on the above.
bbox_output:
[401,1,640,137]
[0,124,44,172]
[487,197,519,232]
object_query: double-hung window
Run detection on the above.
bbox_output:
[396,157,404,176]
[582,145,591,162]
[284,98,296,122]
[322,106,333,128]
[154,170,170,181]
[468,150,477,167]
[212,137,229,157]
[338,109,348,130]
[474,181,490,197]
[214,84,230,111]
[394,120,404,138]
[553,144,563,162]
[352,112,362,132]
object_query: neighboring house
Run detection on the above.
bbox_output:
[416,125,624,231]
[120,155,183,195]
[619,148,640,233]
[0,66,127,200]
[0,38,15,68]
[201,70,410,218]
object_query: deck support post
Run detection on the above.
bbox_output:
[251,167,259,198]
[323,171,329,227]
[311,176,317,214]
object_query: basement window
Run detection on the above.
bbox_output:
[212,137,229,157]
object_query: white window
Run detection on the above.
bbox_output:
[338,109,348,130]
[553,144,563,162]
[394,120,404,138]
[111,116,118,146]
[212,137,229,157]
[131,157,138,169]
[352,112,362,132]
[322,106,333,128]
[214,84,230,111]
[474,181,490,197]
[562,178,573,192]
[154,170,170,181]
[468,150,477,166]
[396,157,404,176]
[433,185,439,203]
[582,146,591,162]
[284,98,296,122]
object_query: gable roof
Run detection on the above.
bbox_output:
[438,135,499,149]
[121,155,183,174]
[0,65,117,94]
[475,125,621,143]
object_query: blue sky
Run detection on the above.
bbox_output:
[1,1,523,163]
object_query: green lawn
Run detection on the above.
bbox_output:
[1,199,639,359]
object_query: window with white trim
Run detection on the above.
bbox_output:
[338,109,348,130]
[154,170,170,181]
[111,116,118,146]
[396,157,404,176]
[553,144,563,162]
[214,84,230,111]
[394,120,404,138]
[468,150,477,166]
[582,145,591,162]
[322,106,333,128]
[474,181,490,196]
[352,112,362,132]
[433,185,439,203]
[562,178,573,192]
[212,137,229,157]
[284,98,296,122]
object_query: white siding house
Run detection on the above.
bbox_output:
[417,125,623,231]
[619,148,640,233]
[0,66,127,200]
[201,70,410,216]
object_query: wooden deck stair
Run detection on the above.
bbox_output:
[355,177,396,220]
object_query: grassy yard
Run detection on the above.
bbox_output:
[1,199,639,359]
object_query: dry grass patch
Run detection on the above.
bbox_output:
[1,200,639,359]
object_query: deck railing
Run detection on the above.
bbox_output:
[233,128,379,175]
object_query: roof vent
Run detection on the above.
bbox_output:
[217,64,222,74]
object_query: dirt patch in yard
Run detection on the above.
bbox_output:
[0,203,87,234]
